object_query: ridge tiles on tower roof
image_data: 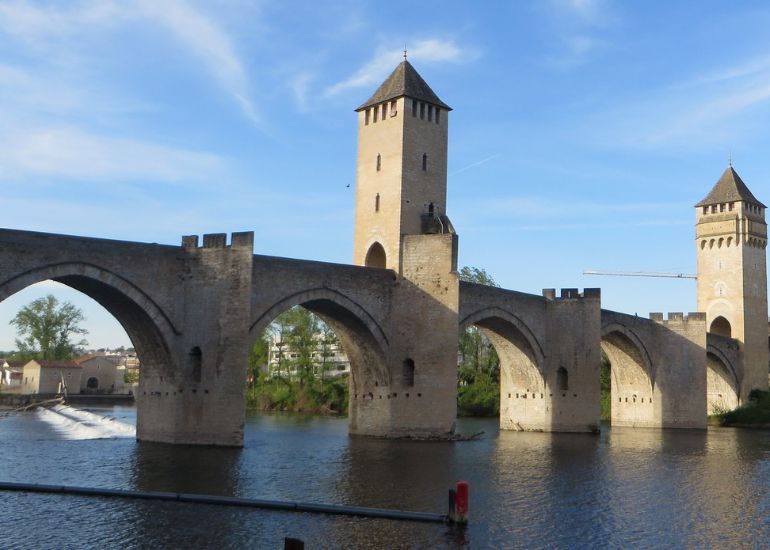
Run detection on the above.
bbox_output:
[695,166,766,208]
[356,60,451,112]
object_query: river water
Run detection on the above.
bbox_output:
[1,405,769,549]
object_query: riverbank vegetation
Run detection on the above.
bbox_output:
[457,267,500,417]
[600,353,611,422]
[246,306,349,414]
[711,389,770,426]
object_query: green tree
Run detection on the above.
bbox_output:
[318,322,340,382]
[10,295,88,361]
[248,333,270,396]
[459,266,497,287]
[456,267,502,416]
[457,266,500,382]
[283,306,320,387]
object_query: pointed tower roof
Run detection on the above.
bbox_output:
[356,60,451,112]
[695,166,766,208]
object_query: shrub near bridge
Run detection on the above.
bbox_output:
[714,390,770,426]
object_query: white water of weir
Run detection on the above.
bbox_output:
[36,405,136,440]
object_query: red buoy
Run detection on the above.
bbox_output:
[454,480,469,524]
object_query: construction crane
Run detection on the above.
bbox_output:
[583,269,697,280]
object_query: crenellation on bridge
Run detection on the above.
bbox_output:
[649,312,707,324]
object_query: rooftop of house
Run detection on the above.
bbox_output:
[25,360,80,369]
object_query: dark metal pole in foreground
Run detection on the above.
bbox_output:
[0,481,451,524]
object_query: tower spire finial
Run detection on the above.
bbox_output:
[403,45,408,60]
[728,150,732,167]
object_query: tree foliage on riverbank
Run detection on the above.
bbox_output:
[9,295,88,361]
[600,352,611,422]
[457,267,500,416]
[711,390,770,426]
[246,306,348,414]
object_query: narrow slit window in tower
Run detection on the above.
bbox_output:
[382,103,387,119]
[412,99,417,117]
[365,109,370,125]
[375,193,380,212]
[428,105,433,121]
[435,108,441,124]
[390,100,397,116]
[422,153,427,171]
[376,154,381,171]
[190,346,202,383]
[557,367,568,391]
[420,102,425,119]
[373,106,378,123]
[402,358,415,387]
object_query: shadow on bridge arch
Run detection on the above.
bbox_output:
[459,307,547,431]
[706,346,739,414]
[0,262,177,387]
[601,323,658,427]
[249,288,389,431]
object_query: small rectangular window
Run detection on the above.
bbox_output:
[373,107,378,123]
[365,109,370,125]
[720,204,725,212]
[382,103,387,119]
[412,100,417,117]
[703,206,708,215]
[419,102,425,119]
[428,105,433,121]
[435,108,441,124]
[729,202,734,211]
[390,100,397,116]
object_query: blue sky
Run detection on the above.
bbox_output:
[3,0,770,349]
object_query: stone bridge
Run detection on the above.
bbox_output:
[459,284,601,433]
[0,228,460,445]
[599,310,707,428]
[0,226,747,445]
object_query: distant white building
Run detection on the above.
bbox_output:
[267,332,350,378]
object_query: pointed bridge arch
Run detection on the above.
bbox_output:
[0,261,178,377]
[601,321,656,426]
[459,306,545,368]
[250,287,390,390]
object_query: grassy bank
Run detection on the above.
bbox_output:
[711,390,770,426]
[247,374,348,415]
[457,373,499,417]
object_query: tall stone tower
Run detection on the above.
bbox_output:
[696,166,769,399]
[353,60,452,271]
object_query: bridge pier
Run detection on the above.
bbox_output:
[136,233,254,446]
[349,234,459,438]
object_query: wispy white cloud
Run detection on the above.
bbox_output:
[0,0,258,124]
[552,0,612,26]
[539,0,616,68]
[290,72,315,112]
[588,60,770,150]
[324,39,465,97]
[449,154,502,177]
[0,126,226,184]
[135,0,259,124]
[465,196,685,220]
